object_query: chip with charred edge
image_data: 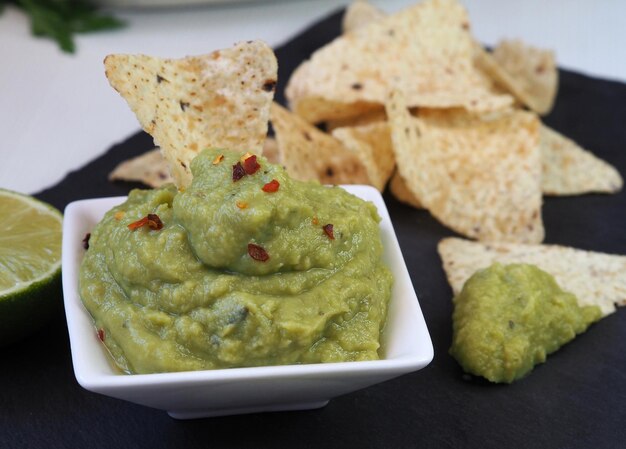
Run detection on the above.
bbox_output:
[540,125,623,195]
[342,0,386,33]
[104,41,277,188]
[286,0,513,124]
[386,91,543,243]
[474,40,558,115]
[331,122,395,192]
[109,148,173,188]
[438,237,626,316]
[270,102,370,185]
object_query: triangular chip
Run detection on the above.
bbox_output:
[386,91,543,243]
[270,102,370,185]
[104,41,277,188]
[475,40,558,115]
[109,148,172,188]
[342,0,386,33]
[541,125,623,195]
[438,237,626,316]
[286,0,512,123]
[331,122,395,191]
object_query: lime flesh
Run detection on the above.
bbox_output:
[0,189,62,345]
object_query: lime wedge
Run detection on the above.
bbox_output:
[0,189,62,345]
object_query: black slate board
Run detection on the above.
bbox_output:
[3,8,626,449]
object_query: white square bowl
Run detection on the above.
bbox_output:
[62,185,433,419]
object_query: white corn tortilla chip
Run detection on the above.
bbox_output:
[386,91,543,243]
[541,125,623,195]
[286,0,512,123]
[270,103,370,185]
[475,40,558,115]
[438,237,626,316]
[105,41,277,188]
[331,122,395,191]
[109,148,172,187]
[342,0,386,33]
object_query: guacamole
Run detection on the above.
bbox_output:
[80,148,392,373]
[450,263,601,383]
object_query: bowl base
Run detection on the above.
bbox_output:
[167,399,330,419]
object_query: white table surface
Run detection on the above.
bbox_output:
[1,0,625,194]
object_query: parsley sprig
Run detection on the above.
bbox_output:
[1,0,125,53]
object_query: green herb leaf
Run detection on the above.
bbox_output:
[4,0,125,53]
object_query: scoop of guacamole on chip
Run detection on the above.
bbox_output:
[80,149,392,374]
[450,263,601,383]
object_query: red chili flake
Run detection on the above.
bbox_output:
[323,224,335,240]
[243,154,260,175]
[232,162,246,181]
[248,243,269,262]
[127,214,164,231]
[312,217,319,225]
[97,328,105,342]
[82,233,91,250]
[262,179,280,192]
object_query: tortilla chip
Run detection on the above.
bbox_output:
[475,40,558,115]
[331,122,395,191]
[325,108,387,132]
[342,0,386,33]
[386,91,543,243]
[286,0,513,123]
[438,237,626,316]
[109,148,172,187]
[270,103,370,185]
[541,125,623,195]
[389,171,423,209]
[262,136,280,165]
[104,41,277,188]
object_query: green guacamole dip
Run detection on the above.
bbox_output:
[450,263,601,383]
[80,148,392,373]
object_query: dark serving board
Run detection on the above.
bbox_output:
[3,9,625,449]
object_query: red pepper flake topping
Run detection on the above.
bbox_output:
[243,154,260,175]
[262,179,280,192]
[236,201,248,209]
[232,162,246,181]
[312,217,319,225]
[323,224,335,240]
[212,154,224,165]
[127,214,164,231]
[97,328,105,342]
[248,243,269,262]
[82,233,91,250]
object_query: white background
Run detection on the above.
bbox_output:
[1,0,625,194]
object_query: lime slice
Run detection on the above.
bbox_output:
[0,189,62,346]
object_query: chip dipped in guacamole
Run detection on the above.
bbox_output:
[450,263,601,383]
[79,149,393,374]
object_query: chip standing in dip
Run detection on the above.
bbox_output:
[79,149,393,374]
